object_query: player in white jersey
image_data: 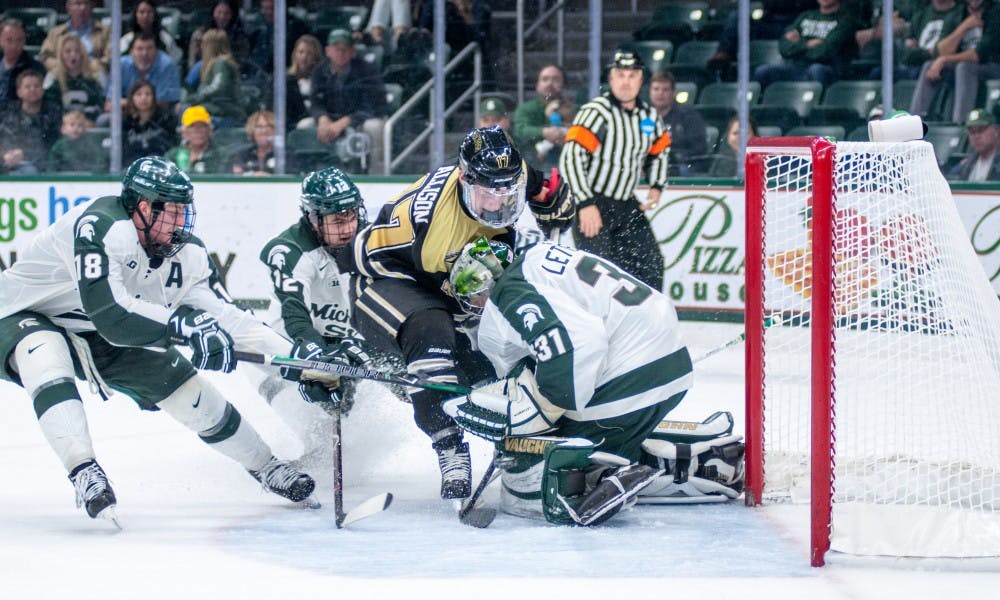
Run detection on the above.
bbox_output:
[443,238,745,525]
[256,167,400,453]
[0,157,339,524]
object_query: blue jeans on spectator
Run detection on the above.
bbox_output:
[754,61,837,90]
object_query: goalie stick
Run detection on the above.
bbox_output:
[233,351,472,395]
[458,457,504,528]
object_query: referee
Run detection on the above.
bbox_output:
[559,49,670,291]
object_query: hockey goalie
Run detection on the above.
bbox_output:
[442,237,745,526]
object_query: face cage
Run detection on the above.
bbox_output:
[457,290,490,317]
[306,207,363,251]
[460,175,527,228]
[146,202,196,259]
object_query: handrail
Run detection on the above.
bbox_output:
[382,42,482,175]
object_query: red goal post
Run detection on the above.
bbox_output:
[744,136,1000,567]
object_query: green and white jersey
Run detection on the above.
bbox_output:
[259,218,356,348]
[477,242,693,422]
[0,196,290,354]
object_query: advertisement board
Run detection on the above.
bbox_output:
[1,180,998,316]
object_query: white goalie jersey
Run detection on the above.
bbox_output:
[476,242,693,421]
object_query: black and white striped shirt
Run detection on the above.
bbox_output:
[559,93,671,205]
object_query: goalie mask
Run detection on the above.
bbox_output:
[300,167,367,252]
[120,156,196,259]
[458,126,527,228]
[449,236,512,316]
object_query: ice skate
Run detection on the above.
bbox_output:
[434,439,472,499]
[69,460,120,528]
[249,457,318,506]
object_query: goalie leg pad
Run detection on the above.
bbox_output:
[639,433,746,504]
[541,439,596,525]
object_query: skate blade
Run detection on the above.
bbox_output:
[96,506,123,530]
[298,496,322,509]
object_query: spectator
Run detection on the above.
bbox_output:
[753,0,859,90]
[560,50,670,291]
[38,0,111,75]
[183,29,246,129]
[165,104,227,174]
[949,107,1000,181]
[122,79,178,165]
[187,1,251,77]
[648,70,708,176]
[47,109,107,173]
[311,29,388,174]
[119,0,183,66]
[709,114,758,178]
[0,70,62,174]
[364,0,413,50]
[416,0,494,91]
[707,0,818,78]
[286,34,324,130]
[230,109,295,175]
[862,0,965,81]
[1,19,45,107]
[513,64,574,171]
[106,32,181,116]
[42,34,104,125]
[247,0,310,75]
[477,97,510,132]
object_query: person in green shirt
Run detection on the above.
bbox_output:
[165,105,227,174]
[753,0,859,90]
[183,28,246,128]
[513,64,574,171]
[48,110,107,173]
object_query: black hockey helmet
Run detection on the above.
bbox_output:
[457,126,526,228]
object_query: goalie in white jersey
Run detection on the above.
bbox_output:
[0,156,333,524]
[443,238,745,525]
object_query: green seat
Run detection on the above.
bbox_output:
[1,8,58,46]
[693,104,737,134]
[756,125,783,138]
[357,45,385,73]
[240,84,264,115]
[314,6,368,40]
[984,79,1000,115]
[214,127,249,151]
[786,125,846,140]
[673,81,698,106]
[923,124,966,167]
[673,40,719,66]
[761,81,824,119]
[624,41,674,75]
[749,39,781,69]
[698,81,761,110]
[634,2,708,44]
[704,124,719,151]
[819,80,881,119]
[750,105,802,134]
[807,106,863,131]
[662,64,713,93]
[847,124,870,141]
[385,83,404,114]
[287,128,339,172]
[893,79,918,113]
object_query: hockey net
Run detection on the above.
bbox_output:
[744,137,1000,566]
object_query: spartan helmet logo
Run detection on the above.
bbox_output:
[495,152,509,169]
[75,215,100,241]
[515,303,543,331]
[267,244,291,269]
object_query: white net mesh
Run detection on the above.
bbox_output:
[754,140,1000,557]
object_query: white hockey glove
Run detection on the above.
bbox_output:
[168,306,235,372]
[442,369,565,442]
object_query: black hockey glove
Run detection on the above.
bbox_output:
[331,336,373,368]
[527,168,575,235]
[168,306,236,372]
[298,378,356,415]
[280,338,324,381]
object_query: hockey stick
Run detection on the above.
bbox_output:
[690,315,783,363]
[321,397,393,528]
[458,456,503,528]
[233,351,471,395]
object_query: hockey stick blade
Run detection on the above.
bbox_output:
[338,492,393,527]
[460,506,497,528]
[234,351,471,395]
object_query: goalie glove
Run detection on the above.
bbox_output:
[527,168,574,235]
[168,306,235,372]
[442,369,565,442]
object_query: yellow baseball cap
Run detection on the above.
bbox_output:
[182,105,211,127]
